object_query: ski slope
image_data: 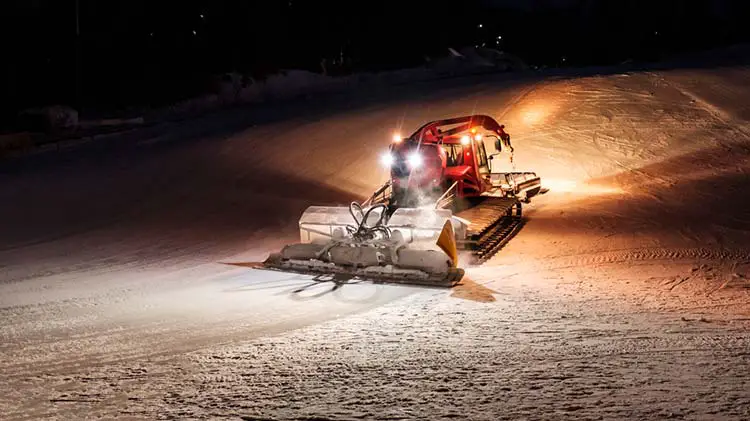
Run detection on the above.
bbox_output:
[1,60,750,419]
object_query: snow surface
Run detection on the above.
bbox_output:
[1,60,750,419]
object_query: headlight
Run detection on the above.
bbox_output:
[407,152,422,168]
[380,152,394,167]
[461,135,470,145]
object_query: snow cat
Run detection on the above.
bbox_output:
[257,115,544,287]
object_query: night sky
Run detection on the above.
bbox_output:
[1,0,749,123]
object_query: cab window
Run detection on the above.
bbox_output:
[442,144,464,167]
[476,141,489,174]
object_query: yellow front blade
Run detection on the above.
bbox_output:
[436,220,458,268]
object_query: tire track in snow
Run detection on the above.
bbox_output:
[649,71,750,139]
[540,247,750,270]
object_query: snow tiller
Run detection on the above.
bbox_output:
[259,114,544,287]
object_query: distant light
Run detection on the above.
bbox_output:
[392,133,402,143]
[200,14,204,19]
[497,35,502,39]
[149,32,153,37]
[474,134,482,141]
[192,30,197,35]
[461,135,470,145]
[478,24,483,28]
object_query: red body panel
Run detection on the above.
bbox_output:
[389,115,503,200]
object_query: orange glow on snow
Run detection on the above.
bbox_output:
[521,108,546,125]
[518,99,559,126]
[544,178,623,195]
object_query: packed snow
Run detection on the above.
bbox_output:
[1,57,750,419]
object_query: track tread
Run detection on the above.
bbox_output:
[456,197,518,237]
[454,196,524,265]
[470,218,524,265]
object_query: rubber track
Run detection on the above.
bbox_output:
[455,197,519,236]
[469,217,524,265]
[454,197,524,265]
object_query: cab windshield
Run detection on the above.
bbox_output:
[442,144,464,167]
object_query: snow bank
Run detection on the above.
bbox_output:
[428,47,529,74]
[17,105,79,131]
[155,70,350,119]
[2,48,524,153]
[157,47,526,120]
[78,116,144,129]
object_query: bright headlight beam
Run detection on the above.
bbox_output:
[381,152,394,167]
[407,152,422,168]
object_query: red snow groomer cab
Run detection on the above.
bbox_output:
[382,114,541,209]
